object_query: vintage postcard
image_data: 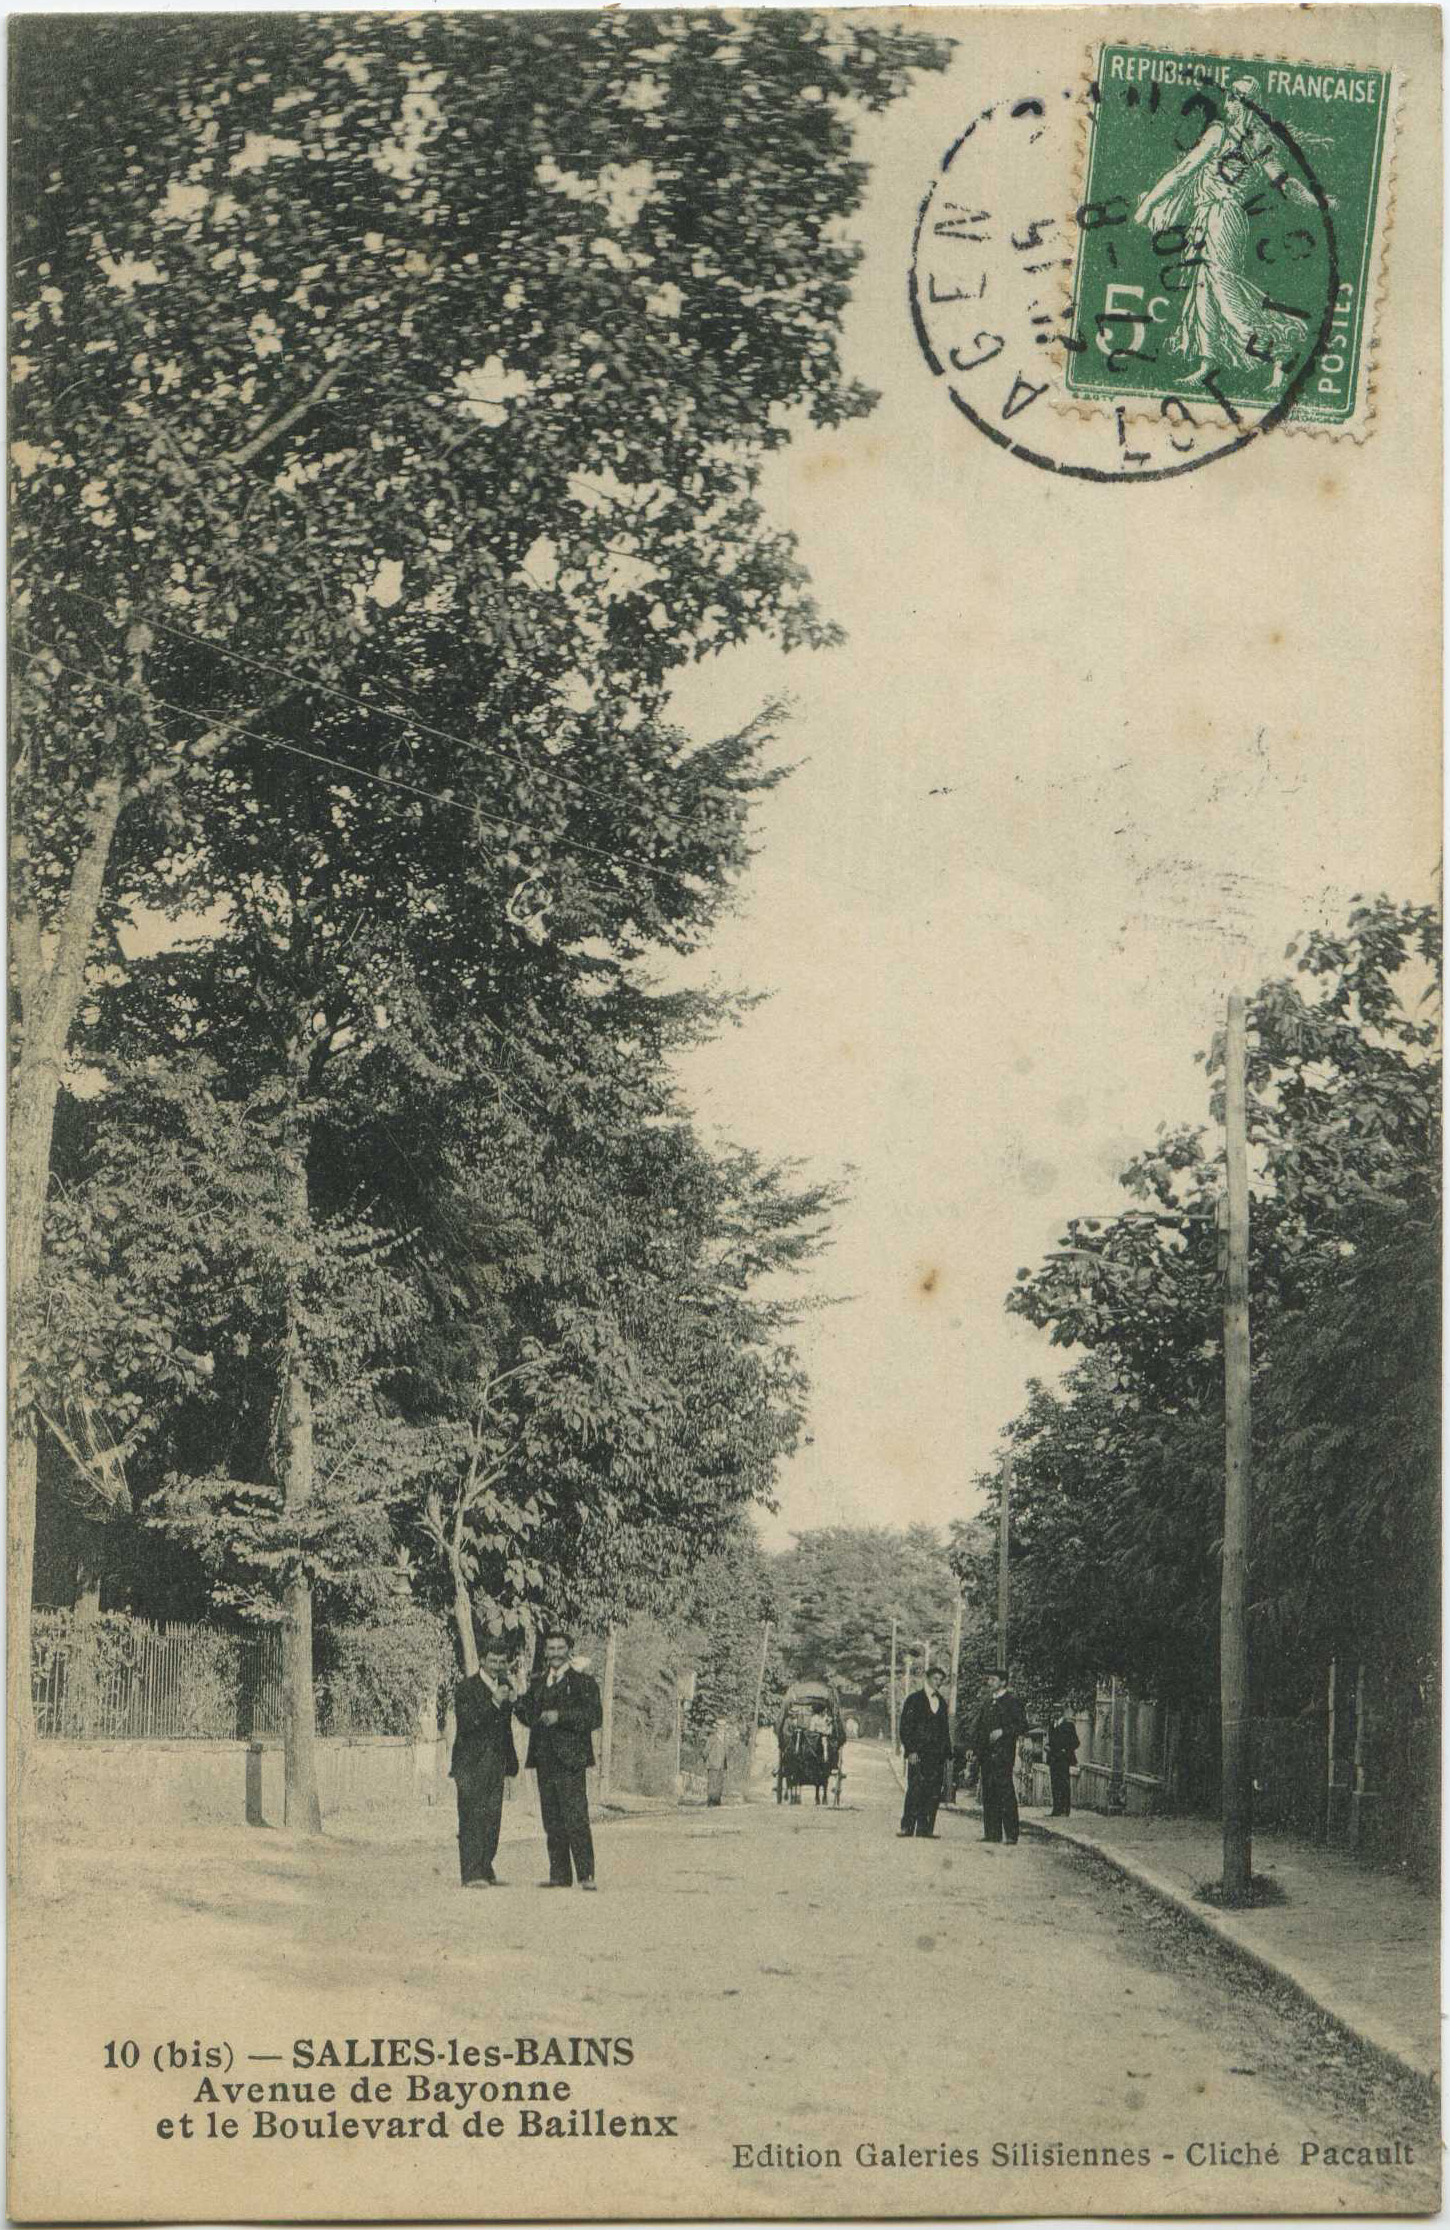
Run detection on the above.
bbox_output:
[7,4,1441,2223]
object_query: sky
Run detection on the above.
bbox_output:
[663,24,1439,1552]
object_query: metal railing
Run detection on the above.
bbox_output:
[32,1611,282,1741]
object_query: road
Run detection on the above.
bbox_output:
[11,1739,1438,2220]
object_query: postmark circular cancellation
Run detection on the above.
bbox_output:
[909,44,1395,482]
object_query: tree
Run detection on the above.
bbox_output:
[774,1524,960,1706]
[996,896,1441,1720]
[10,13,947,1825]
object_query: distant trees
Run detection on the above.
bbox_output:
[773,1523,961,1707]
[10,12,946,1827]
[967,897,1440,1718]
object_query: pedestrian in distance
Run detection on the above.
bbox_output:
[897,1664,953,1837]
[515,1629,604,1890]
[705,1718,734,1806]
[974,1667,1029,1846]
[449,1640,522,1888]
[1046,1704,1079,1817]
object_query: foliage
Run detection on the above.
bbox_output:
[772,1523,961,1706]
[315,1609,454,1737]
[12,11,947,965]
[675,1527,781,1737]
[989,897,1441,1711]
[31,1606,257,1739]
[11,15,950,1735]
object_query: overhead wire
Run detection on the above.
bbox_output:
[13,634,714,901]
[57,581,700,824]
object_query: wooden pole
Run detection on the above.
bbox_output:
[746,1619,771,1784]
[947,1590,964,1801]
[599,1627,618,1802]
[1221,988,1253,1901]
[889,1617,899,1749]
[1323,1656,1337,1843]
[997,1452,1012,1671]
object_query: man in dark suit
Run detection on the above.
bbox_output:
[1047,1705,1080,1817]
[515,1628,604,1890]
[449,1641,521,1887]
[897,1664,953,1837]
[974,1667,1029,1845]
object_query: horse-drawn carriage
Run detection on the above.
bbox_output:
[774,1678,846,1806]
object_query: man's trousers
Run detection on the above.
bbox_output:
[455,1767,506,1883]
[981,1758,1020,1844]
[536,1763,595,1883]
[1049,1760,1073,1817]
[900,1756,941,1836]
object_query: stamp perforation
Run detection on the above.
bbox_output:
[1052,38,1403,443]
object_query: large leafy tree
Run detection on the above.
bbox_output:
[9,12,946,1823]
[993,897,1440,1715]
[774,1523,961,1707]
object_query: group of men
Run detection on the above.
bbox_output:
[451,1632,1085,1884]
[897,1666,1080,1844]
[449,1628,603,1891]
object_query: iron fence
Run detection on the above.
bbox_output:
[32,1611,283,1741]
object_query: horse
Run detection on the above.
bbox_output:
[779,1721,836,1805]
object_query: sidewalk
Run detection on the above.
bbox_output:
[952,1793,1438,2087]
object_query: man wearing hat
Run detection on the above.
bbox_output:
[449,1640,522,1887]
[973,1667,1029,1846]
[515,1628,604,1889]
[897,1663,953,1838]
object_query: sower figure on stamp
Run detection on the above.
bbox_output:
[898,1665,953,1837]
[1046,1704,1079,1818]
[515,1628,604,1890]
[449,1641,521,1888]
[974,1667,1029,1846]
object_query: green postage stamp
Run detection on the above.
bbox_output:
[1065,44,1394,430]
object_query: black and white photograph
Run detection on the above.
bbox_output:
[6,4,1441,2220]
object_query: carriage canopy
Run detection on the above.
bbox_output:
[776,1677,846,1743]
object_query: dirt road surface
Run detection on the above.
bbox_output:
[11,1740,1437,2219]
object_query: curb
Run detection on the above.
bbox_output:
[955,1799,1437,2094]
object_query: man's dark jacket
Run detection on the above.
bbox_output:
[516,1664,603,1772]
[449,1672,519,1782]
[1046,1716,1080,1765]
[973,1687,1029,1769]
[899,1687,954,1766]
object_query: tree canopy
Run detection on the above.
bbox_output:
[968,897,1440,1714]
[773,1522,961,1706]
[11,15,947,1825]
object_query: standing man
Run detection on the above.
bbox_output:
[705,1718,734,1807]
[515,1629,604,1890]
[974,1666,1029,1846]
[1046,1705,1079,1816]
[897,1664,953,1838]
[449,1641,521,1888]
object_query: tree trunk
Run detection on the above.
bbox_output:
[278,1355,322,1835]
[8,763,127,1883]
[277,1115,323,1836]
[450,1556,479,1677]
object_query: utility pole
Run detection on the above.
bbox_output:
[746,1619,771,1785]
[889,1617,899,1749]
[598,1627,618,1802]
[946,1589,964,1802]
[1221,989,1253,1902]
[997,1451,1012,1671]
